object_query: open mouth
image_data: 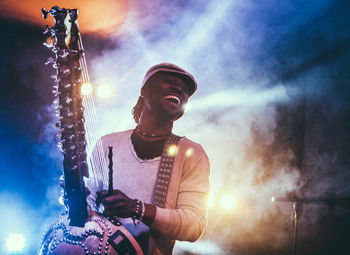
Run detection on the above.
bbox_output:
[164,95,181,106]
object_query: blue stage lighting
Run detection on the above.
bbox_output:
[6,234,26,252]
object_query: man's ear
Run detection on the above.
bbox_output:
[141,81,150,97]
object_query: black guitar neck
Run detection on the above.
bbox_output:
[43,6,88,227]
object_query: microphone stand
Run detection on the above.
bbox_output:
[271,196,350,255]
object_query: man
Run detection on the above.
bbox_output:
[88,63,210,254]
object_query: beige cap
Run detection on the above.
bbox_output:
[141,63,197,96]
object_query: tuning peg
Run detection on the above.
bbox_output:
[57,49,69,58]
[42,8,50,19]
[58,67,71,79]
[63,83,72,89]
[43,25,51,34]
[45,57,55,65]
[52,85,59,94]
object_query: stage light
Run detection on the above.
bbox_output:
[185,148,193,157]
[167,144,178,157]
[220,194,236,211]
[81,82,93,95]
[207,194,215,208]
[96,84,113,100]
[6,234,25,252]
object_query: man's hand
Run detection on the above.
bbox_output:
[96,189,137,218]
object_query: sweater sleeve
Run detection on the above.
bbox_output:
[150,149,210,241]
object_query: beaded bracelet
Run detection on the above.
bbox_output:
[132,199,144,226]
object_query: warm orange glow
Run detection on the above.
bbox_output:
[45,36,56,47]
[0,0,128,36]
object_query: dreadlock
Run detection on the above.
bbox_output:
[132,96,145,123]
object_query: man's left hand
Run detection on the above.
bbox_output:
[96,189,137,218]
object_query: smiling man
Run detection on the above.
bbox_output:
[89,63,210,255]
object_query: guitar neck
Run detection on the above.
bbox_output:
[43,6,88,227]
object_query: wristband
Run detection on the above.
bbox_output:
[132,199,144,226]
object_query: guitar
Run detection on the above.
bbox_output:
[38,6,143,255]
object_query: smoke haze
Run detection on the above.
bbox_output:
[0,0,349,254]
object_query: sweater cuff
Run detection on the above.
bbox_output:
[142,203,157,226]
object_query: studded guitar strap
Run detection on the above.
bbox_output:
[153,134,182,208]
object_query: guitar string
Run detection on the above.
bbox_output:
[81,62,108,190]
[77,31,109,194]
[76,34,98,190]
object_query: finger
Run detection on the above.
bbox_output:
[103,201,127,211]
[96,190,109,206]
[96,190,108,197]
[102,195,127,205]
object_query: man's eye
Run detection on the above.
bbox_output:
[164,79,173,84]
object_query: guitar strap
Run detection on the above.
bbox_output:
[153,134,182,208]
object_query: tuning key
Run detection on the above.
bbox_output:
[45,57,55,65]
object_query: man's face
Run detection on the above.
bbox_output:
[142,72,190,121]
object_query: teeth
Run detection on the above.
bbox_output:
[164,95,180,105]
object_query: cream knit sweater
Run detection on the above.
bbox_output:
[86,129,210,254]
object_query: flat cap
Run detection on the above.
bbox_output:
[141,63,197,96]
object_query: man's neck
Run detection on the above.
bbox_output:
[137,112,174,138]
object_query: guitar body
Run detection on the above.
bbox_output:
[39,210,143,255]
[39,6,144,255]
